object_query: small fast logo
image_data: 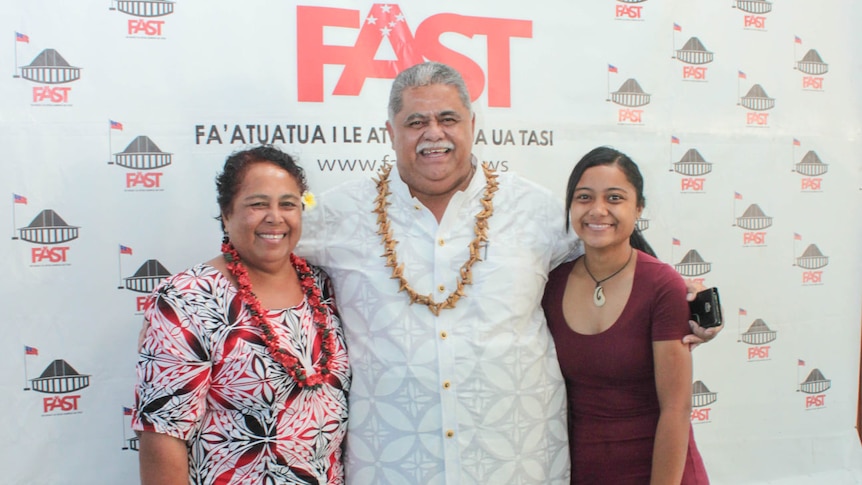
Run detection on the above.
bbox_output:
[793,36,828,91]
[615,0,647,20]
[797,360,830,410]
[736,309,777,362]
[118,252,171,312]
[732,192,772,246]
[11,196,80,266]
[791,138,828,192]
[606,64,650,125]
[792,233,828,285]
[110,0,175,38]
[672,24,713,81]
[737,71,775,126]
[14,35,81,106]
[23,347,91,416]
[107,121,173,191]
[691,380,717,423]
[669,136,713,193]
[122,406,140,451]
[672,241,711,287]
[733,0,772,30]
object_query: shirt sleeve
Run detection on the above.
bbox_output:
[649,261,692,342]
[295,186,335,267]
[546,194,581,270]
[132,279,213,440]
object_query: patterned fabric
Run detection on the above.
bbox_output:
[543,251,709,484]
[133,263,350,485]
[297,162,580,484]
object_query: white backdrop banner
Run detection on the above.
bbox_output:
[2,1,861,484]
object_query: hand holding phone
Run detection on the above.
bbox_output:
[689,287,722,328]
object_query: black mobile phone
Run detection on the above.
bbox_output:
[689,287,722,328]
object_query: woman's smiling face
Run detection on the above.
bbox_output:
[222,161,304,272]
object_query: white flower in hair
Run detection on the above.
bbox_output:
[302,191,317,210]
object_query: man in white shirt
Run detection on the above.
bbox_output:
[298,61,718,484]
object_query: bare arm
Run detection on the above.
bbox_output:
[650,339,693,485]
[139,431,189,485]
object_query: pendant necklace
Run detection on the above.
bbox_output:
[583,247,634,307]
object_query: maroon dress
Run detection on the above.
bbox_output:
[543,251,709,484]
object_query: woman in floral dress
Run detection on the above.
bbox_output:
[133,145,350,485]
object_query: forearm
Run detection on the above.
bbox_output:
[139,431,190,485]
[650,407,691,485]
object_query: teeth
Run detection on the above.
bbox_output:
[259,234,284,240]
[422,148,449,155]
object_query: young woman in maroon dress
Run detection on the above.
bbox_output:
[542,146,709,484]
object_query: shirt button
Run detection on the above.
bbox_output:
[442,380,451,389]
[438,284,445,292]
[414,205,421,210]
[438,238,445,247]
[440,331,448,339]
[446,430,455,438]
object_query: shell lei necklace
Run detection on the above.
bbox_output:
[373,162,498,316]
[583,247,635,307]
[222,241,336,389]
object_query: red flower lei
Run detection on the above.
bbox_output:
[222,241,336,390]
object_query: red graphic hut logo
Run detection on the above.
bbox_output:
[674,250,711,277]
[796,244,828,270]
[18,209,80,264]
[795,151,828,176]
[21,49,80,84]
[740,84,775,111]
[735,204,772,230]
[124,259,171,293]
[741,318,776,361]
[675,37,714,81]
[735,0,772,14]
[114,0,175,17]
[799,368,830,393]
[796,49,828,76]
[113,136,173,189]
[691,380,716,422]
[29,359,90,394]
[741,319,776,346]
[676,37,713,66]
[18,210,79,244]
[126,436,140,451]
[692,381,716,407]
[611,79,650,107]
[115,135,172,169]
[674,149,712,176]
[615,0,647,19]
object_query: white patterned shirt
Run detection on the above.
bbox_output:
[297,161,579,484]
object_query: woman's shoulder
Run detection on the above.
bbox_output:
[549,258,577,279]
[153,261,228,297]
[636,250,686,288]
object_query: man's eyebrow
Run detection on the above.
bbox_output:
[404,113,429,123]
[437,110,462,118]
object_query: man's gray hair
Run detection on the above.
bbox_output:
[388,62,472,121]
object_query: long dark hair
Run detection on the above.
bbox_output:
[564,146,656,257]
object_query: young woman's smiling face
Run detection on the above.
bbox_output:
[569,164,643,251]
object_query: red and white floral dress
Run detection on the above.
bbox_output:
[133,263,350,485]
